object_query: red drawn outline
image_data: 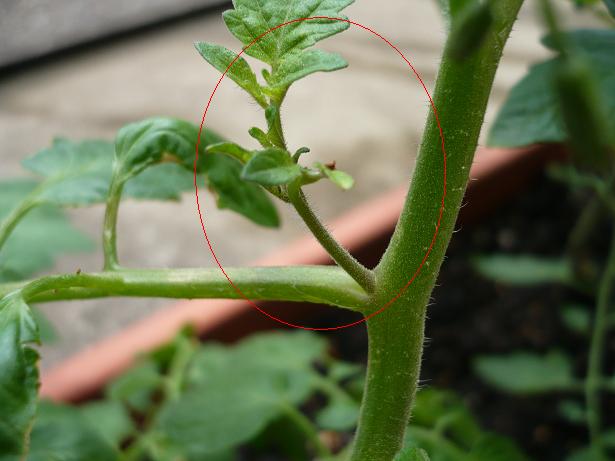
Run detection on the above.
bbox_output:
[194,16,447,331]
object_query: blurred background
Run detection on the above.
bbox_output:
[0,0,600,367]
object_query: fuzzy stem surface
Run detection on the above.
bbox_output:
[288,183,375,292]
[2,266,368,309]
[349,2,524,459]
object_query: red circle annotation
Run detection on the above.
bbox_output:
[194,16,447,331]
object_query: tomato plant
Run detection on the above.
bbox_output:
[1,0,614,460]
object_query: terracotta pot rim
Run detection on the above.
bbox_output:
[39,143,565,402]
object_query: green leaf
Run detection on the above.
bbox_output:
[205,141,253,163]
[566,447,595,461]
[160,331,328,456]
[157,377,285,457]
[123,163,195,201]
[20,135,211,205]
[489,29,615,148]
[411,389,482,448]
[242,148,302,186]
[0,292,40,457]
[472,254,573,285]
[561,304,591,334]
[22,138,113,205]
[114,117,202,181]
[0,180,93,282]
[316,396,359,430]
[203,152,280,227]
[547,163,606,191]
[468,434,529,461]
[268,49,347,88]
[558,399,586,424]
[20,401,118,461]
[249,127,273,148]
[395,446,431,461]
[105,361,162,413]
[115,118,279,227]
[80,400,135,447]
[604,0,615,17]
[602,427,615,447]
[233,330,327,369]
[315,162,354,190]
[188,330,327,385]
[554,56,612,171]
[195,42,268,107]
[222,0,353,66]
[328,361,363,382]
[474,351,575,394]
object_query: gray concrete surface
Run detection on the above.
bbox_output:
[0,0,226,67]
[0,1,601,368]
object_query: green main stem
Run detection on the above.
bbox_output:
[349,2,524,460]
[585,227,615,460]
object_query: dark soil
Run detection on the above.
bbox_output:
[315,173,614,460]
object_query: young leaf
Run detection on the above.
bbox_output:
[0,292,40,457]
[194,42,268,107]
[489,30,615,148]
[315,162,355,190]
[474,351,576,394]
[249,127,273,148]
[205,141,253,163]
[394,447,431,461]
[242,148,302,186]
[223,0,352,63]
[267,49,348,89]
[209,0,354,92]
[203,153,280,227]
[472,254,573,286]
